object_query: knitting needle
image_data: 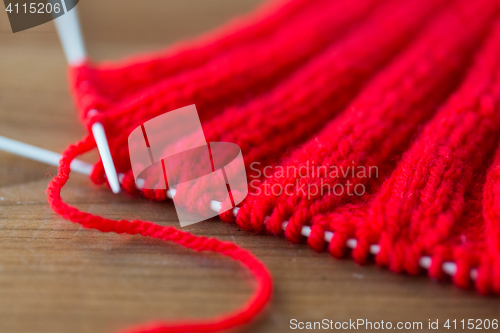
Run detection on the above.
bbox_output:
[87,111,121,194]
[0,135,93,175]
[52,0,86,65]
[52,0,121,194]
[0,135,476,281]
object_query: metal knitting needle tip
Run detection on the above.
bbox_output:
[52,0,87,65]
[91,120,121,194]
[53,2,120,193]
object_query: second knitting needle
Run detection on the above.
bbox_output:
[52,0,121,193]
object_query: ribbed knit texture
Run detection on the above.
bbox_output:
[73,0,382,185]
[120,0,449,203]
[48,0,500,332]
[236,0,498,238]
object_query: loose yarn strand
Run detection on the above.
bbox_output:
[47,136,273,333]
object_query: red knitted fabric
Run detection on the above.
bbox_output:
[113,0,450,208]
[48,0,500,332]
[237,0,497,237]
[236,0,500,291]
[100,0,449,203]
[72,0,382,185]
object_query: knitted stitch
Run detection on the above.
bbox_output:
[366,16,500,275]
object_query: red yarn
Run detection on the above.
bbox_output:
[50,1,343,331]
[47,135,272,333]
[47,2,500,333]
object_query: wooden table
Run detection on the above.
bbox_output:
[1,1,499,332]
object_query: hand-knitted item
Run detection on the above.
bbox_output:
[48,0,500,332]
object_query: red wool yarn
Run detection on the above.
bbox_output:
[48,136,272,333]
[47,0,500,332]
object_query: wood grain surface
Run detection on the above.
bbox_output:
[0,1,499,332]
